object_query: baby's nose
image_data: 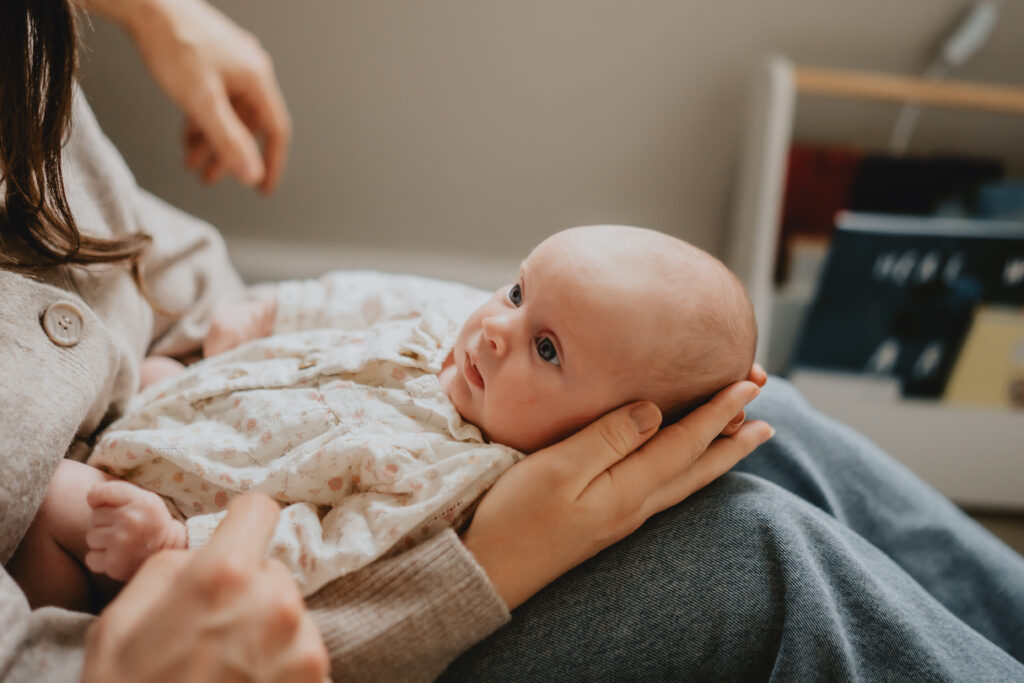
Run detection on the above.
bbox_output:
[481,316,509,356]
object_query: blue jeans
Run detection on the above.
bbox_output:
[440,378,1024,681]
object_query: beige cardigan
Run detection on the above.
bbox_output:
[0,89,508,682]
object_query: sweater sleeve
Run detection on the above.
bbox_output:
[137,187,246,359]
[306,529,510,682]
[0,573,91,682]
[0,273,113,681]
[61,87,246,361]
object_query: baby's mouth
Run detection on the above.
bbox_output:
[465,352,485,390]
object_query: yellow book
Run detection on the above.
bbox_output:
[944,305,1024,408]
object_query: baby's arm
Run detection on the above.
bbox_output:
[203,272,486,357]
[202,296,277,357]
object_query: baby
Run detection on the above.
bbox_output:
[10,225,756,608]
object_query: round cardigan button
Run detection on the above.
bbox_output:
[42,301,85,347]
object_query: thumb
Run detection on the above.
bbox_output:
[188,78,264,185]
[541,402,661,495]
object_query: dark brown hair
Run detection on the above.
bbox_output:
[0,0,152,275]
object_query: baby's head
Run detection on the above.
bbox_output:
[444,225,756,452]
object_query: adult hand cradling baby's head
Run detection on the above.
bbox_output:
[461,380,770,610]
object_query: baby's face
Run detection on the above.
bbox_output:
[443,230,669,452]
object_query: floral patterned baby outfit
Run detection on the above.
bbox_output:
[89,271,522,596]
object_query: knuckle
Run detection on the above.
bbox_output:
[197,557,251,598]
[254,49,274,77]
[294,644,330,680]
[271,596,302,632]
[189,79,220,111]
[676,422,711,456]
[148,548,174,567]
[596,421,634,457]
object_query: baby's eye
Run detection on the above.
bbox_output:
[535,337,560,365]
[507,283,523,306]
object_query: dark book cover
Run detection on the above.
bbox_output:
[792,212,1024,397]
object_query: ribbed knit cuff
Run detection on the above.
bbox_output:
[184,511,227,550]
[307,529,510,682]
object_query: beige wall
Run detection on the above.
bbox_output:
[77,0,1024,272]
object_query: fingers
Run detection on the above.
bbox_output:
[536,402,661,496]
[184,120,210,171]
[187,77,264,186]
[195,493,281,568]
[249,75,292,195]
[258,561,329,683]
[268,615,330,683]
[749,363,768,387]
[667,381,760,457]
[182,74,291,194]
[606,382,760,497]
[643,420,775,516]
[100,547,191,618]
[719,410,746,437]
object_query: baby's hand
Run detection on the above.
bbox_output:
[139,355,186,390]
[203,298,277,358]
[85,481,187,582]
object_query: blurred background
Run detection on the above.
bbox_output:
[77,0,1023,545]
[77,0,1023,282]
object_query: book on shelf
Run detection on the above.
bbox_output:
[791,212,1024,400]
[944,305,1024,409]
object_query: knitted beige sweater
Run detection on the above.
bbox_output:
[0,89,508,682]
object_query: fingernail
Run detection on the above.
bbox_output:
[765,426,776,439]
[747,383,762,401]
[630,403,661,433]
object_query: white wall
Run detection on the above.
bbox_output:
[77,0,1024,282]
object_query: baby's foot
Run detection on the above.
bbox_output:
[85,480,186,582]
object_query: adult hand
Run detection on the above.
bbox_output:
[461,380,773,610]
[720,363,768,437]
[82,494,328,683]
[95,0,292,193]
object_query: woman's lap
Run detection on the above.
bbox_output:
[738,377,1024,659]
[440,378,1024,680]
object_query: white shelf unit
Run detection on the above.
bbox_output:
[726,57,1024,510]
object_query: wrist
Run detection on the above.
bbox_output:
[461,530,534,611]
[78,0,161,33]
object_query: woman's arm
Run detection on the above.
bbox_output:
[463,382,771,609]
[304,380,770,681]
[82,495,328,682]
[79,0,291,193]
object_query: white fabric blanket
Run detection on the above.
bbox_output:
[89,272,522,595]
